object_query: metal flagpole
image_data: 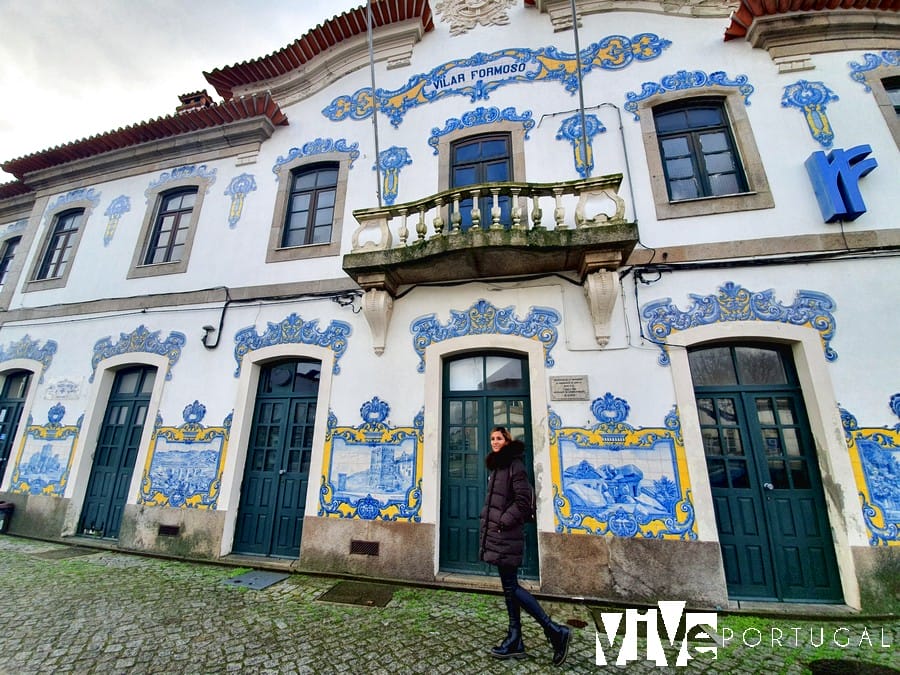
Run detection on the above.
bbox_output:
[367,0,384,207]
[569,0,591,177]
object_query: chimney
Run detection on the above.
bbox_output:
[176,90,214,114]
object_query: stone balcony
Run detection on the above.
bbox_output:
[342,174,639,354]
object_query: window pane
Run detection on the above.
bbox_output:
[454,143,480,163]
[735,347,787,385]
[666,157,695,179]
[704,151,736,174]
[702,428,722,455]
[717,398,737,425]
[448,357,482,390]
[294,172,316,190]
[314,207,334,226]
[669,178,699,200]
[709,173,740,196]
[481,139,508,158]
[661,136,690,158]
[790,460,811,488]
[453,167,477,186]
[655,110,688,133]
[729,460,749,488]
[776,398,796,425]
[688,347,737,386]
[290,194,311,213]
[762,429,781,456]
[769,460,789,489]
[783,428,802,456]
[722,427,743,455]
[485,160,509,182]
[756,399,775,426]
[317,169,338,187]
[317,189,336,208]
[686,107,723,127]
[707,458,727,487]
[696,398,716,426]
[312,225,331,244]
[485,356,522,390]
[699,131,729,153]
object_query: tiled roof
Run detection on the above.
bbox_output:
[0,180,33,200]
[1,94,288,181]
[203,0,435,100]
[725,0,900,40]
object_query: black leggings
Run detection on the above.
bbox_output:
[497,564,550,627]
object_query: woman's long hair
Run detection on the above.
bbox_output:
[491,426,513,444]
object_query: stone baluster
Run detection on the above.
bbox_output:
[490,188,502,230]
[398,209,409,245]
[416,207,427,241]
[510,188,523,230]
[433,197,444,237]
[450,194,462,234]
[553,188,565,229]
[470,189,481,230]
[532,194,543,230]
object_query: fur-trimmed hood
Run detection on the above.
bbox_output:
[485,439,525,470]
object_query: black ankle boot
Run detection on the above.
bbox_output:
[543,621,572,666]
[491,626,526,659]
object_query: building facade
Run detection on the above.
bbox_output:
[0,0,898,611]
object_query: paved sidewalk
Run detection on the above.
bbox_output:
[0,536,896,674]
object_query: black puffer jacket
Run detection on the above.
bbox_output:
[479,440,533,568]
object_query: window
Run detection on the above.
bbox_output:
[885,77,900,115]
[35,209,83,280]
[867,70,900,148]
[143,188,197,265]
[636,89,773,220]
[128,171,213,279]
[450,134,512,229]
[267,155,349,263]
[654,102,747,201]
[0,237,20,287]
[282,164,337,247]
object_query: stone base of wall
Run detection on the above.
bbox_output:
[118,503,225,560]
[538,531,729,608]
[299,517,435,582]
[0,492,68,540]
[852,545,900,614]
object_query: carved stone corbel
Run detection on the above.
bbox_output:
[583,269,619,348]
[362,288,394,356]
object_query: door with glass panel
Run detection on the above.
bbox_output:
[450,134,512,230]
[234,359,319,558]
[440,352,538,577]
[689,344,842,602]
[0,371,30,487]
[79,366,156,539]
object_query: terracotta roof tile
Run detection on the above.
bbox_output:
[725,0,900,40]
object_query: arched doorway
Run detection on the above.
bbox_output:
[439,352,538,577]
[689,343,842,602]
[0,370,31,486]
[233,358,320,558]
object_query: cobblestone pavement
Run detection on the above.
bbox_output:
[0,536,897,674]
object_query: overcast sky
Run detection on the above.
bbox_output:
[0,0,364,182]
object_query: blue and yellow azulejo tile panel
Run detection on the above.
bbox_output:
[319,397,423,522]
[549,393,696,540]
[139,401,230,510]
[10,403,79,496]
[843,396,900,546]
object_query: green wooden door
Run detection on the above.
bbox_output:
[80,366,155,539]
[690,344,842,602]
[0,371,30,487]
[440,353,538,577]
[234,359,319,558]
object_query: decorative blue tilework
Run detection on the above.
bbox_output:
[323,34,671,127]
[428,107,534,155]
[102,195,131,246]
[375,147,412,206]
[139,401,231,509]
[224,174,257,228]
[556,114,606,178]
[624,71,754,120]
[233,313,352,377]
[848,51,900,90]
[549,395,696,540]
[640,282,837,366]
[272,139,360,177]
[0,335,56,383]
[48,188,100,212]
[90,325,186,382]
[410,299,560,373]
[781,80,839,148]
[147,165,216,194]
[319,398,423,522]
[10,404,80,497]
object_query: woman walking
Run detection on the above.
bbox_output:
[479,426,571,666]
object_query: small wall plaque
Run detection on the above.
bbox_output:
[550,375,589,401]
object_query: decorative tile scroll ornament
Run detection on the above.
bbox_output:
[549,394,696,539]
[641,282,837,366]
[624,70,754,121]
[434,0,516,36]
[841,402,900,545]
[319,398,423,521]
[375,147,412,206]
[9,403,80,496]
[428,107,534,155]
[556,114,606,178]
[848,50,900,90]
[233,313,352,377]
[0,334,57,383]
[90,325,186,382]
[410,299,561,373]
[224,174,256,228]
[781,80,839,148]
[102,195,130,246]
[323,34,672,128]
[48,187,100,212]
[272,139,360,177]
[139,401,231,509]
[146,165,216,198]
[7,219,27,233]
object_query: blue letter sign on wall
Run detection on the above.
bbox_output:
[805,144,878,222]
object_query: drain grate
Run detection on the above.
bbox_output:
[316,580,396,607]
[32,547,99,560]
[221,570,289,590]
